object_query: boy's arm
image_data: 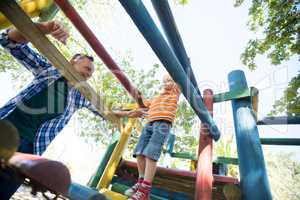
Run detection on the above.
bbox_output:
[0,21,68,76]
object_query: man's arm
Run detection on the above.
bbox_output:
[0,21,69,76]
[113,109,147,118]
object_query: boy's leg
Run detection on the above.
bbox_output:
[133,123,153,177]
[143,120,171,181]
[136,155,146,178]
[129,121,170,200]
[144,157,157,182]
[125,123,152,197]
[0,138,33,199]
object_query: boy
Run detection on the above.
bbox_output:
[126,74,181,200]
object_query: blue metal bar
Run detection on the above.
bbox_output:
[228,70,272,200]
[118,0,221,140]
[166,134,176,154]
[68,182,107,200]
[151,0,200,95]
[257,116,300,125]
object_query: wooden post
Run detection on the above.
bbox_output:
[228,70,272,200]
[195,89,213,200]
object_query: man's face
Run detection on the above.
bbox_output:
[71,56,95,80]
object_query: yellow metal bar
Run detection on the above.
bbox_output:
[100,189,128,200]
[0,0,53,30]
[97,118,136,189]
[190,160,197,172]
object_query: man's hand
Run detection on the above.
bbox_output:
[128,108,148,118]
[7,20,69,44]
[38,20,69,44]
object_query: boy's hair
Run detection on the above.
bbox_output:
[71,53,94,62]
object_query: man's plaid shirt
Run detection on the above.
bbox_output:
[0,31,102,155]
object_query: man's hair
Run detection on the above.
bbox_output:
[71,53,94,62]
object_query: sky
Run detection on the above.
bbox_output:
[0,0,299,182]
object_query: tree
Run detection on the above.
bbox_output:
[269,72,300,116]
[265,152,300,200]
[234,0,299,70]
[234,0,300,116]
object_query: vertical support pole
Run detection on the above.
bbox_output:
[195,89,213,200]
[228,70,272,200]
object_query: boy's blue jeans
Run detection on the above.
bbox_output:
[0,138,33,200]
[133,120,171,161]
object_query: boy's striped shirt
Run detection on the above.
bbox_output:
[146,86,180,123]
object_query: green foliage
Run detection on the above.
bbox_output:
[269,73,300,116]
[235,0,300,70]
[178,0,189,5]
[265,152,300,200]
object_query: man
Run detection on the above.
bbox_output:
[0,20,102,199]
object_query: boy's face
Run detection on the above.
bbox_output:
[163,75,175,90]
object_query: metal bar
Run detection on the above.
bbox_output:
[120,160,239,184]
[196,89,213,200]
[260,138,300,146]
[257,116,300,125]
[0,0,119,124]
[88,132,120,188]
[68,182,106,200]
[151,0,200,96]
[171,152,197,160]
[213,87,258,103]
[118,0,221,141]
[216,157,239,165]
[96,119,136,190]
[228,70,272,199]
[54,0,145,108]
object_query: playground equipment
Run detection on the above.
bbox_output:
[0,0,299,199]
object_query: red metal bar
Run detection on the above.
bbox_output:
[54,0,145,107]
[120,160,238,184]
[196,89,214,200]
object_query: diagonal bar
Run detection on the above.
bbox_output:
[54,0,145,108]
[151,0,201,96]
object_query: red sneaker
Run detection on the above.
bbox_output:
[124,178,143,197]
[128,190,150,200]
[128,180,151,200]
